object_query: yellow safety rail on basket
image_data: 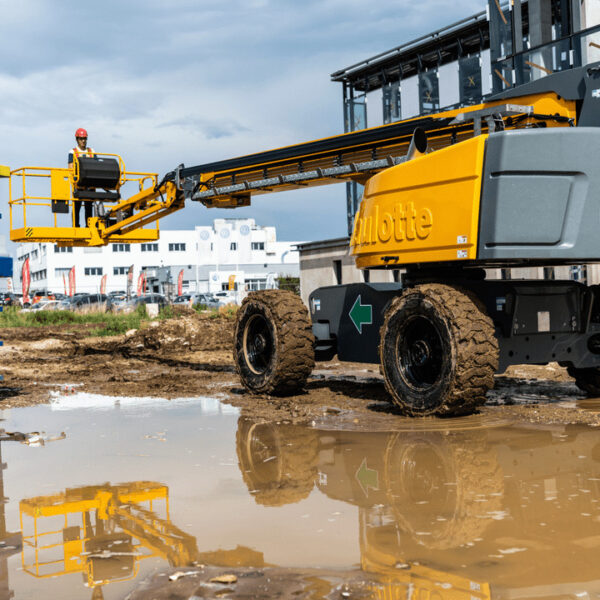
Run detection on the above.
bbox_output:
[8,153,183,247]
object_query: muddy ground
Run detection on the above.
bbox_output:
[1,309,599,427]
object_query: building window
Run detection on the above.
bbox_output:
[251,242,265,251]
[84,267,103,276]
[55,268,71,277]
[112,243,131,252]
[31,269,47,281]
[230,242,237,251]
[245,278,266,291]
[54,245,73,253]
[363,270,370,283]
[333,260,342,285]
[221,283,238,291]
[141,243,159,252]
[31,250,39,260]
[168,243,186,251]
[113,266,129,275]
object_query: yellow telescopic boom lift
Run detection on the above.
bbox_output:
[7,24,600,417]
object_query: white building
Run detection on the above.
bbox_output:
[15,218,301,299]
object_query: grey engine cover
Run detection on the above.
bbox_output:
[478,128,600,262]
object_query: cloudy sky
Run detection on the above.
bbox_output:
[0,0,482,246]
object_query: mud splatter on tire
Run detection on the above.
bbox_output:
[234,290,315,395]
[379,284,499,417]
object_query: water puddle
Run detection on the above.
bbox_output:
[0,393,598,598]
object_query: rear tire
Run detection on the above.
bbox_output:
[379,284,498,417]
[234,290,315,394]
[567,365,600,396]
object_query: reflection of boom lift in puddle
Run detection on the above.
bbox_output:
[19,481,199,600]
[236,418,600,598]
[236,420,493,600]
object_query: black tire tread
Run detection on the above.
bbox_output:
[567,365,600,396]
[234,290,315,394]
[380,284,499,417]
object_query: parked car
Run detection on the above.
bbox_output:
[31,290,56,304]
[131,294,168,309]
[1,293,18,306]
[213,291,238,305]
[106,294,128,312]
[59,298,75,309]
[22,300,62,312]
[174,293,221,308]
[119,294,167,313]
[69,293,107,310]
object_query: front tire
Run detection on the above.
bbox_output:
[234,290,315,395]
[379,284,498,417]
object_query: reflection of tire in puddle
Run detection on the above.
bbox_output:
[383,431,503,550]
[236,418,318,506]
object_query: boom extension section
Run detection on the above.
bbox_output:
[177,95,573,208]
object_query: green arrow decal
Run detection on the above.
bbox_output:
[349,295,372,334]
[356,457,379,497]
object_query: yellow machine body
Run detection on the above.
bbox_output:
[350,135,487,268]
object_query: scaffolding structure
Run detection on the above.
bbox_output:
[332,0,600,234]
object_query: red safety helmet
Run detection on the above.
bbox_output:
[75,128,88,139]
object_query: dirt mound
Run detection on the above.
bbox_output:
[170,305,197,317]
[121,314,234,353]
[0,324,98,342]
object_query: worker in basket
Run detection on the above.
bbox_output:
[68,127,96,227]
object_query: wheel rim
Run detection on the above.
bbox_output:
[394,444,449,504]
[243,314,275,375]
[396,315,444,390]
